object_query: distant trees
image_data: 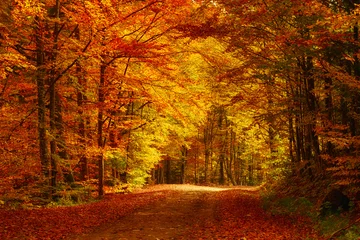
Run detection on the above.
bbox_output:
[172,0,360,191]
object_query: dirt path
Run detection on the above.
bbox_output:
[71,185,231,240]
[69,185,322,240]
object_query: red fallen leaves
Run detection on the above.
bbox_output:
[0,191,168,240]
[187,189,324,240]
[0,187,324,239]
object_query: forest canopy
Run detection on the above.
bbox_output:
[1,0,360,202]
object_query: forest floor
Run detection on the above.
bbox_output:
[1,184,324,240]
[69,185,323,240]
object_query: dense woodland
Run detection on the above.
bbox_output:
[1,0,360,203]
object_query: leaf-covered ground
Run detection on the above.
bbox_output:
[1,185,324,239]
[0,187,170,240]
[188,189,323,240]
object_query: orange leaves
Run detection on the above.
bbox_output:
[187,190,323,240]
[107,38,165,58]
[12,0,46,22]
[0,191,168,240]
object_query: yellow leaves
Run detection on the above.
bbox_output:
[100,0,112,8]
[82,1,106,29]
[0,52,34,80]
[312,4,357,33]
[12,0,46,23]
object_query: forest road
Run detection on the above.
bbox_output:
[70,184,321,240]
[70,185,239,240]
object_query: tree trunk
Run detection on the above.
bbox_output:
[75,27,88,181]
[203,126,210,183]
[219,153,225,185]
[49,81,57,188]
[204,111,216,184]
[97,63,106,197]
[248,155,254,185]
[324,77,334,157]
[36,17,50,181]
[288,80,296,165]
[305,56,323,173]
[226,129,236,185]
[180,146,187,184]
[165,159,171,184]
[49,0,61,189]
[218,107,226,185]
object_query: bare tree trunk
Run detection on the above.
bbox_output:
[97,63,106,197]
[305,57,323,173]
[248,154,254,185]
[324,76,334,158]
[36,17,50,181]
[194,138,199,184]
[226,129,236,185]
[180,145,187,184]
[75,26,88,181]
[219,153,225,185]
[204,126,210,183]
[49,0,61,190]
[218,107,226,185]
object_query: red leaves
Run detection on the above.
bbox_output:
[107,38,165,58]
[0,191,167,240]
[0,186,325,239]
[187,190,323,240]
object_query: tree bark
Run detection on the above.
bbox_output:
[36,17,50,181]
[75,27,88,181]
[49,0,61,189]
[97,63,106,197]
[305,57,323,173]
[180,145,187,184]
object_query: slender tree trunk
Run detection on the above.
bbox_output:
[204,126,210,183]
[180,145,187,184]
[217,107,226,185]
[324,77,334,157]
[227,129,236,185]
[122,95,135,184]
[305,57,323,173]
[287,79,296,165]
[266,76,278,178]
[194,132,199,184]
[97,63,106,197]
[165,159,171,184]
[249,154,254,185]
[288,113,295,162]
[234,144,241,185]
[203,114,214,184]
[49,84,57,188]
[49,0,61,189]
[219,154,225,185]
[239,155,244,185]
[351,22,360,137]
[194,151,198,184]
[295,116,302,163]
[36,17,50,181]
[75,27,88,181]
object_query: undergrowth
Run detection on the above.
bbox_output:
[261,177,360,240]
[0,181,98,209]
[0,177,141,210]
[261,190,315,218]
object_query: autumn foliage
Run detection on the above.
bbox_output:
[173,0,360,193]
[0,0,197,198]
[2,0,360,226]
